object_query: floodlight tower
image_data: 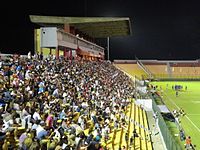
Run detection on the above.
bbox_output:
[107,37,110,60]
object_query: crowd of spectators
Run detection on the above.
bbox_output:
[0,53,135,150]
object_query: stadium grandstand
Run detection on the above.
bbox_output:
[114,58,200,149]
[0,15,197,150]
[114,59,200,80]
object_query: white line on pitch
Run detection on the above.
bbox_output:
[185,116,200,133]
[187,114,200,116]
[163,93,200,133]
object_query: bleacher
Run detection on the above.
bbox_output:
[114,63,147,80]
[105,99,153,150]
[145,65,168,78]
[2,99,153,150]
[144,60,200,79]
[118,59,200,80]
[0,55,155,150]
[171,66,200,78]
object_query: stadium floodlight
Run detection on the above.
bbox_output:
[107,37,110,60]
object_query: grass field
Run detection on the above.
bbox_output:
[151,81,200,148]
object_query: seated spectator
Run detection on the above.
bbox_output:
[36,121,48,140]
[0,55,138,149]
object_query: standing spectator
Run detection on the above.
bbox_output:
[40,52,43,60]
[130,135,134,146]
[125,132,129,144]
[28,51,32,59]
[179,129,185,141]
[185,86,187,91]
[176,91,178,97]
[153,111,158,124]
[185,136,192,150]
[133,129,139,138]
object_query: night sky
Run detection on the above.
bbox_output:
[1,0,200,61]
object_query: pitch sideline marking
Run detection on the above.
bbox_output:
[187,114,200,116]
[162,92,200,133]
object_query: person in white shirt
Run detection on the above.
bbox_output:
[21,106,31,127]
[28,51,32,59]
[33,109,41,121]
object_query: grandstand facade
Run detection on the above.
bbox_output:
[29,15,132,61]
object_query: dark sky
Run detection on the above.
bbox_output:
[1,0,200,60]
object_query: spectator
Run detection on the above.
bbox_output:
[0,55,137,149]
[133,129,139,138]
[185,136,192,150]
[122,145,127,150]
[179,129,186,141]
[176,91,178,97]
[125,132,129,144]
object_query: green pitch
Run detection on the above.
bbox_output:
[151,81,200,147]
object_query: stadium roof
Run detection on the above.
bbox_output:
[29,15,132,38]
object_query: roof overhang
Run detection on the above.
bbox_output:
[29,15,132,38]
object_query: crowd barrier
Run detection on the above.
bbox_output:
[149,93,182,150]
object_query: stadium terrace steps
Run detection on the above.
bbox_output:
[134,104,141,149]
[114,102,131,150]
[113,127,122,149]
[129,103,153,150]
[114,64,147,79]
[127,98,133,149]
[144,64,200,79]
[139,105,147,150]
[172,66,200,77]
[145,65,168,78]
[82,99,153,150]
[142,109,153,150]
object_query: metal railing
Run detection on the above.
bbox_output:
[149,93,183,150]
[57,29,104,53]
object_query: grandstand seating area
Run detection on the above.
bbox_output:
[0,54,153,150]
[171,66,200,78]
[114,63,147,80]
[114,60,200,80]
[106,100,153,150]
[144,65,168,78]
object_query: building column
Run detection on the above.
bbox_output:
[63,48,66,59]
[56,47,59,59]
[49,48,52,55]
[69,49,72,61]
[34,29,37,55]
[64,24,70,33]
[66,49,70,60]
[70,26,75,35]
[74,49,77,60]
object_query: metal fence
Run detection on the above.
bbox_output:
[150,94,183,150]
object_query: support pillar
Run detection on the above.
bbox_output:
[70,26,75,35]
[56,47,59,59]
[49,48,52,55]
[64,24,70,32]
[107,37,110,60]
[64,48,68,59]
[70,50,72,61]
[66,50,69,60]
